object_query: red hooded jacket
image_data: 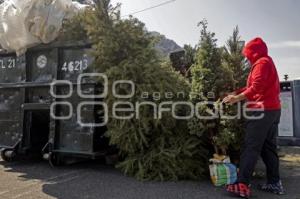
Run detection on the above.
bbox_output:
[236,37,281,110]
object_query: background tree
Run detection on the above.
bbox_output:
[183,44,196,67]
[182,44,196,79]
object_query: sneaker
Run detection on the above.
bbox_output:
[258,181,285,195]
[226,183,251,198]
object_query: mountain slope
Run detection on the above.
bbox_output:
[151,31,183,57]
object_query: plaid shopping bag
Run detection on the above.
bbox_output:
[209,163,237,186]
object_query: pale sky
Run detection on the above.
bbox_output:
[111,0,300,80]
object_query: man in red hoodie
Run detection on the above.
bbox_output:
[223,37,284,198]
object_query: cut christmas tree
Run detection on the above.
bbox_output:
[62,0,209,181]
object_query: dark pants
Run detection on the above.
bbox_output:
[238,110,281,185]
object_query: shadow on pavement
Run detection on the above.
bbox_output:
[0,155,300,199]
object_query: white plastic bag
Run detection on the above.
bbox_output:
[0,0,40,55]
[0,0,87,56]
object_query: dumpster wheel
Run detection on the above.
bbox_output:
[0,149,16,162]
[49,152,63,167]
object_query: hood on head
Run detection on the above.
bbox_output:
[242,37,268,65]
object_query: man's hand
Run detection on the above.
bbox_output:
[222,94,246,105]
[222,95,239,105]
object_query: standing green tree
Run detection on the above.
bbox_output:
[218,27,249,159]
[206,27,249,157]
[222,26,249,90]
[188,19,234,155]
[62,0,208,181]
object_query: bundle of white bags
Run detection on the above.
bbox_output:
[0,0,89,56]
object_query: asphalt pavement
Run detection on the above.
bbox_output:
[0,148,300,199]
